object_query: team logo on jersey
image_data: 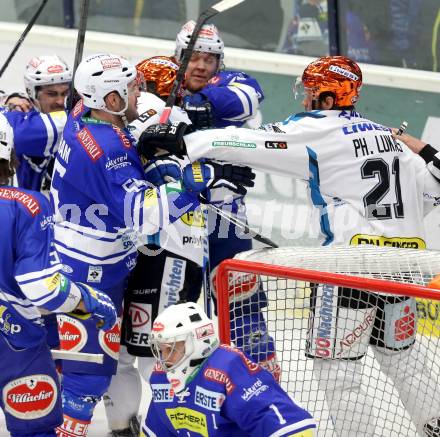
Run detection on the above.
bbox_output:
[72,99,84,118]
[151,383,174,402]
[350,234,426,249]
[203,367,235,394]
[212,140,256,149]
[137,108,157,124]
[112,126,132,149]
[87,265,102,283]
[77,127,103,162]
[180,210,205,227]
[265,141,287,150]
[194,386,225,411]
[0,305,21,335]
[125,303,152,348]
[98,318,121,360]
[0,188,40,216]
[166,407,208,437]
[240,378,269,402]
[175,387,191,404]
[221,345,261,374]
[3,374,57,419]
[57,315,88,351]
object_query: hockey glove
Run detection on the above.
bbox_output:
[138,122,190,160]
[183,100,214,130]
[144,154,182,186]
[76,283,117,331]
[182,161,255,195]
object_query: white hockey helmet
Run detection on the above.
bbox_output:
[24,55,72,100]
[74,53,137,116]
[175,20,224,65]
[150,302,219,392]
[0,114,14,162]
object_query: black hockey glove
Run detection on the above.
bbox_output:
[182,161,256,196]
[183,101,214,130]
[138,122,190,160]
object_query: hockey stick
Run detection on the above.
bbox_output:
[66,0,90,111]
[204,201,279,248]
[159,0,245,124]
[51,349,104,364]
[0,0,49,78]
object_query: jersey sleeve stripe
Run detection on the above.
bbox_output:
[15,264,61,283]
[40,113,56,157]
[268,418,317,437]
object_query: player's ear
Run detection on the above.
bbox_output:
[104,91,122,111]
[321,93,335,110]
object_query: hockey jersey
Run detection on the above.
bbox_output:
[1,110,66,190]
[143,345,316,436]
[184,110,440,247]
[50,101,200,291]
[184,70,264,265]
[129,92,204,266]
[0,187,81,349]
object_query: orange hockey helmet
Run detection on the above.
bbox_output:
[299,55,362,107]
[136,56,180,99]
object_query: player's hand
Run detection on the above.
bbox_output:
[144,154,182,186]
[182,161,255,195]
[182,100,213,130]
[5,94,33,112]
[138,122,190,159]
[391,128,426,154]
[76,283,117,331]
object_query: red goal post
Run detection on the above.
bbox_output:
[214,246,440,436]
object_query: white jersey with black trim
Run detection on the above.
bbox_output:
[183,109,440,248]
[128,92,203,266]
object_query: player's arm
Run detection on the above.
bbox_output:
[392,128,440,183]
[222,354,316,436]
[14,193,116,329]
[138,122,310,180]
[2,110,66,157]
[184,71,264,126]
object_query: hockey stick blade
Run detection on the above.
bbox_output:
[160,0,245,124]
[0,0,49,78]
[51,349,104,364]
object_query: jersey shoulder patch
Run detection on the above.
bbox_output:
[0,187,41,216]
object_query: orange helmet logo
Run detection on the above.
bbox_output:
[301,55,362,107]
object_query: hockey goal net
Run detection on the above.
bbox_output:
[215,246,440,437]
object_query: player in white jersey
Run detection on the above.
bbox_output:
[138,55,440,436]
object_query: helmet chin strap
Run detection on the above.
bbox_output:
[102,99,129,126]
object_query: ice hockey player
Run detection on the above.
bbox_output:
[175,20,281,380]
[142,302,316,436]
[0,112,117,436]
[1,55,71,191]
[104,54,255,436]
[49,52,254,435]
[138,55,440,436]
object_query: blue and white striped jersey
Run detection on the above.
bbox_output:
[0,187,81,349]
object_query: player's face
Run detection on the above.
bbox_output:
[185,52,219,93]
[124,79,141,122]
[36,83,70,113]
[159,341,186,368]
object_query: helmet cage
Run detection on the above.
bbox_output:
[151,333,195,371]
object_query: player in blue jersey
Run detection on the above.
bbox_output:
[49,52,254,435]
[142,302,316,437]
[2,55,71,192]
[0,113,116,437]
